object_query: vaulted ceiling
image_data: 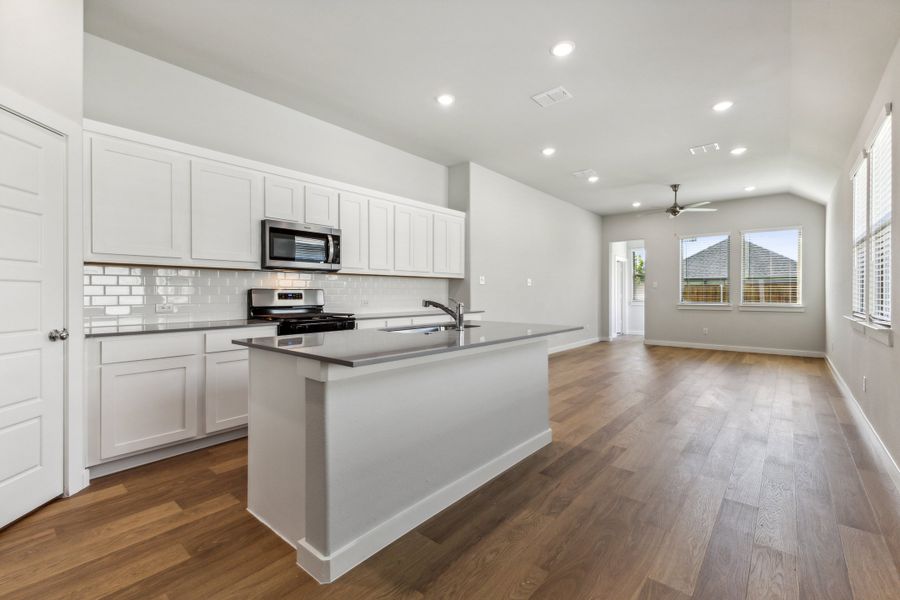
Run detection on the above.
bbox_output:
[85,0,900,214]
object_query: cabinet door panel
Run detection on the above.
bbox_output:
[304,185,339,227]
[264,176,303,222]
[205,350,249,433]
[433,214,465,277]
[339,192,369,269]
[100,356,199,458]
[368,199,394,272]
[395,205,433,273]
[191,161,263,263]
[90,137,189,258]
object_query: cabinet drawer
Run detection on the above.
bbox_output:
[100,356,200,458]
[205,326,277,353]
[100,334,199,364]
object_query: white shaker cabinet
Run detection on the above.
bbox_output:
[264,175,304,222]
[304,184,340,227]
[205,350,250,433]
[433,213,465,277]
[191,160,263,264]
[99,356,200,459]
[89,137,190,260]
[338,192,369,270]
[368,199,395,272]
[395,205,433,273]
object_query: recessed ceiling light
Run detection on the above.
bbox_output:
[730,146,748,155]
[587,175,599,183]
[744,186,756,192]
[713,100,734,112]
[436,94,455,107]
[632,202,641,208]
[550,41,575,57]
[541,147,556,157]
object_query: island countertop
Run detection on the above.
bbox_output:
[232,321,583,367]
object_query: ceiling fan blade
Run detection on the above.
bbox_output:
[685,201,711,208]
[682,207,717,212]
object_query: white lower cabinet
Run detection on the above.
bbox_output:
[205,350,250,433]
[99,356,200,459]
[88,324,277,468]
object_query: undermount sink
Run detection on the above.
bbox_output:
[382,323,481,334]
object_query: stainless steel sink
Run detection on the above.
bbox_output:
[382,323,481,334]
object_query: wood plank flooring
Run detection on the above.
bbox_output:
[3,337,900,599]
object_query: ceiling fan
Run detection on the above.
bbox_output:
[661,184,717,218]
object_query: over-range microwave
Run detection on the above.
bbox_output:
[261,219,342,272]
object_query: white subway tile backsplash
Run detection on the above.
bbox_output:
[83,264,448,326]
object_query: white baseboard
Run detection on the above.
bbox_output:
[88,428,247,479]
[295,428,553,583]
[549,337,600,354]
[643,339,825,358]
[825,356,900,494]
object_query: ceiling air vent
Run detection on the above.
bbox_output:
[689,142,720,155]
[532,86,573,108]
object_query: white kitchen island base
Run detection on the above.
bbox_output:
[244,336,554,583]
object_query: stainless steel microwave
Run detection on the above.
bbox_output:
[261,219,341,272]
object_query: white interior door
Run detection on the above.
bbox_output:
[615,260,625,336]
[0,108,66,526]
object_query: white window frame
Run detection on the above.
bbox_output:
[849,103,892,330]
[631,248,645,305]
[739,225,803,310]
[677,232,732,308]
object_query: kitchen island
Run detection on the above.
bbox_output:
[234,320,581,583]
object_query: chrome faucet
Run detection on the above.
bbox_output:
[423,298,465,330]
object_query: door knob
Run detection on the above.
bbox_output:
[49,328,69,341]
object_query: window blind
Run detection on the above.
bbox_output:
[740,228,801,305]
[870,115,892,325]
[852,158,868,316]
[679,234,730,304]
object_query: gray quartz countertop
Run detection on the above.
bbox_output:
[85,318,275,338]
[232,320,582,367]
[352,309,484,320]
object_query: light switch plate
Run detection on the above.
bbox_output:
[479,275,486,285]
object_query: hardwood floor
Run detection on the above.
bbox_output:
[3,338,900,599]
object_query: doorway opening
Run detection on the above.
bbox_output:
[609,240,645,339]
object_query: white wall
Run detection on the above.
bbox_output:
[626,240,645,335]
[601,193,826,354]
[83,34,448,207]
[0,0,83,122]
[449,163,603,349]
[826,39,900,468]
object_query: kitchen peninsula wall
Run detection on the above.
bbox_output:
[83,264,447,327]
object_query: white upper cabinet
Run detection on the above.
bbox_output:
[338,192,369,270]
[264,175,304,222]
[368,199,394,272]
[191,160,263,264]
[394,205,433,273]
[89,137,189,259]
[433,213,465,277]
[304,184,339,227]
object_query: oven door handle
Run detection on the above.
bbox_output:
[327,235,335,264]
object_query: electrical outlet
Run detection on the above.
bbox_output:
[652,281,658,288]
[526,278,533,287]
[156,303,175,314]
[479,275,486,285]
[702,327,709,336]
[361,297,369,306]
[863,376,867,392]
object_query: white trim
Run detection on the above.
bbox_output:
[738,305,806,313]
[83,119,462,217]
[824,356,900,495]
[294,428,552,583]
[843,315,894,347]
[643,339,825,357]
[676,303,733,311]
[88,428,247,479]
[549,337,600,354]
[0,85,87,498]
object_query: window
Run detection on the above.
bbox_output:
[851,108,892,326]
[740,228,801,305]
[632,248,645,302]
[679,233,730,304]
